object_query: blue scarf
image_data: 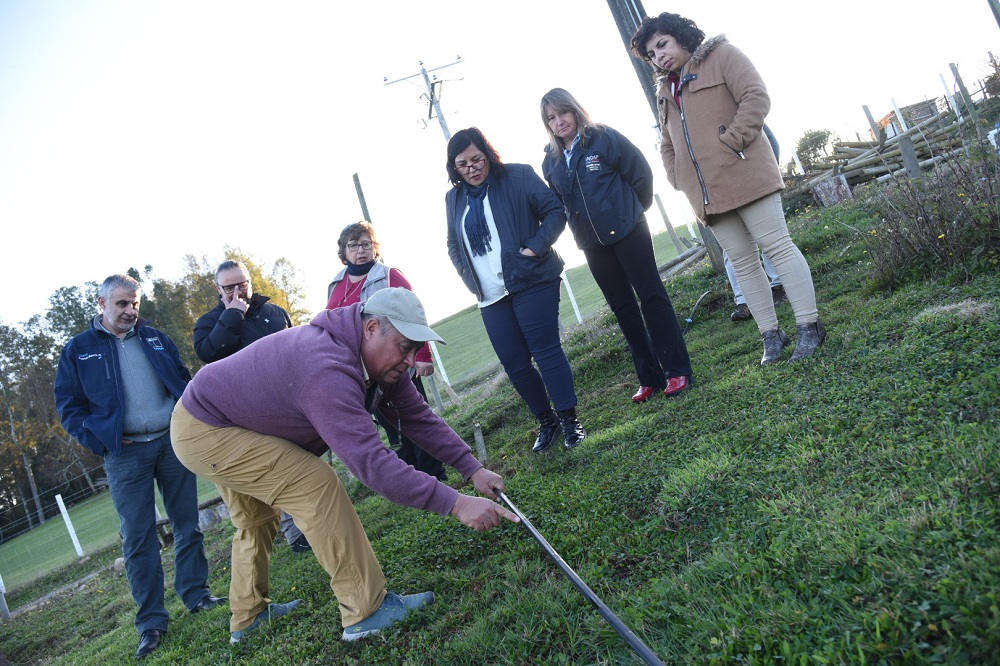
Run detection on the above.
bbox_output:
[463,181,492,257]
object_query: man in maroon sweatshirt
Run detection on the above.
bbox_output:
[171,288,516,644]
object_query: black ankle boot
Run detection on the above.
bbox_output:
[531,410,561,453]
[556,408,586,449]
[760,328,790,366]
[788,320,826,362]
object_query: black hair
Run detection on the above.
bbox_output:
[445,127,506,188]
[630,12,705,62]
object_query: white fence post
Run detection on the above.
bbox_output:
[561,271,583,324]
[0,571,11,619]
[428,341,450,385]
[55,494,85,558]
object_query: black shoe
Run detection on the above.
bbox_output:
[556,408,587,449]
[290,534,312,553]
[135,629,164,659]
[730,303,752,322]
[191,594,228,613]
[531,410,562,453]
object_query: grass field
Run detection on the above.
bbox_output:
[2,203,997,664]
[0,477,219,594]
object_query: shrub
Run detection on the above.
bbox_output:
[855,125,1000,292]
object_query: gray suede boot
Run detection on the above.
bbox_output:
[760,328,791,366]
[788,320,827,362]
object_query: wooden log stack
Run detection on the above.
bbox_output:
[787,110,972,200]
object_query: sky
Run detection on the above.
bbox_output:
[1,0,998,328]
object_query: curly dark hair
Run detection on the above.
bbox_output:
[630,12,705,62]
[445,127,506,188]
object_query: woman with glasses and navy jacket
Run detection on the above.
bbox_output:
[445,127,586,453]
[540,88,693,405]
[327,221,446,480]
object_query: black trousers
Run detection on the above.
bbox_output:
[375,376,446,480]
[583,216,692,387]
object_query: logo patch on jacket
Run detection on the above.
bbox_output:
[144,336,165,351]
[77,353,103,361]
[585,154,602,172]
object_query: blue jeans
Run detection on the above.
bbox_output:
[104,431,210,635]
[583,217,693,386]
[480,279,577,414]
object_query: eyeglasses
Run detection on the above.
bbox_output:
[346,241,374,252]
[455,155,486,173]
[219,281,249,294]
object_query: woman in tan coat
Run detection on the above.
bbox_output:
[631,12,825,365]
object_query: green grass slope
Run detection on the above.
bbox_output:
[3,206,997,665]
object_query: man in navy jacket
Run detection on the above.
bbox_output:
[54,273,225,659]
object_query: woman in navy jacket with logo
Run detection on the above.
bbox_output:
[540,88,692,404]
[446,127,586,453]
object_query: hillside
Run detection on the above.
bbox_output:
[3,196,998,664]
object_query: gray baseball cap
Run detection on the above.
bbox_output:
[361,287,445,344]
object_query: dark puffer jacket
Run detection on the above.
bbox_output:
[193,293,292,363]
[541,125,654,250]
[446,163,567,302]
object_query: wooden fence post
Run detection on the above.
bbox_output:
[897,136,922,178]
[654,194,687,255]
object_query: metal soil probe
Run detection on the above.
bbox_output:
[496,491,666,666]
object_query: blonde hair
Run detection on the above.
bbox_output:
[540,88,595,160]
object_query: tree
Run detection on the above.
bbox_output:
[795,129,834,168]
[0,322,55,527]
[132,250,308,372]
[45,283,98,346]
[984,51,1000,98]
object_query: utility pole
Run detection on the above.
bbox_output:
[375,59,467,405]
[384,58,463,141]
[604,0,724,273]
[352,173,371,222]
[605,0,658,126]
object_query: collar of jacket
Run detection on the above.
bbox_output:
[655,33,728,86]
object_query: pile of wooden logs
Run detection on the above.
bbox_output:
[788,110,970,200]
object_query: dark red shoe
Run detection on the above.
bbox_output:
[663,376,692,397]
[631,386,657,403]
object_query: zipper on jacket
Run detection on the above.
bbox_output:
[107,334,125,451]
[680,99,711,207]
[571,169,606,246]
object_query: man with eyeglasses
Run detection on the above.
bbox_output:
[194,260,293,364]
[192,260,309,553]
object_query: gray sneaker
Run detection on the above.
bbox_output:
[341,591,435,641]
[230,599,302,644]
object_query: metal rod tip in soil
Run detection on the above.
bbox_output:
[496,491,666,666]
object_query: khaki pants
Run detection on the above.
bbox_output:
[708,191,819,334]
[171,401,387,631]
